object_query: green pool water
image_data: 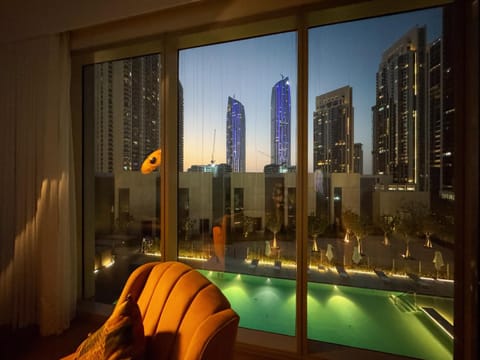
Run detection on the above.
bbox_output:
[201,270,453,360]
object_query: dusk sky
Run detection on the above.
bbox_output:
[179,7,442,173]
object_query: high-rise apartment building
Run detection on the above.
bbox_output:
[372,26,428,191]
[440,11,455,201]
[122,55,161,171]
[226,96,246,172]
[94,62,114,174]
[94,55,161,174]
[354,143,364,175]
[271,76,291,166]
[428,38,443,201]
[313,86,354,174]
[178,81,184,172]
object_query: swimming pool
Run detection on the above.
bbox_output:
[201,270,453,360]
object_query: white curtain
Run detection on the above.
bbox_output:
[0,33,77,335]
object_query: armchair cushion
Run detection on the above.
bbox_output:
[74,295,145,360]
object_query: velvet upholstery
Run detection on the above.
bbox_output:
[62,261,239,360]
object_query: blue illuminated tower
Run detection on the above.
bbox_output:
[226,96,246,172]
[271,76,291,166]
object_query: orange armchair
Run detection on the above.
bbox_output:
[63,261,239,360]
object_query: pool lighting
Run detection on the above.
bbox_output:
[93,258,115,274]
[208,271,213,276]
[421,308,454,340]
[178,255,208,262]
[436,278,454,284]
[236,274,242,280]
[144,251,162,257]
[266,278,271,284]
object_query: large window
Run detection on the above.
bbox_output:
[306,8,454,358]
[79,1,466,358]
[83,54,162,303]
[178,32,298,336]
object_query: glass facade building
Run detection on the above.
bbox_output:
[372,27,428,190]
[313,85,354,174]
[271,76,292,166]
[226,96,246,173]
[122,55,161,172]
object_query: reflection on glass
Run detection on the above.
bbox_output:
[178,32,297,334]
[85,54,162,304]
[307,7,454,358]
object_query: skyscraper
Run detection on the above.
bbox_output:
[226,96,246,172]
[440,11,455,202]
[93,55,161,173]
[354,143,364,175]
[428,38,443,200]
[94,62,114,174]
[178,81,184,172]
[313,86,354,174]
[122,54,161,171]
[372,26,428,191]
[271,76,291,166]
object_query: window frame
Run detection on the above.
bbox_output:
[71,0,478,358]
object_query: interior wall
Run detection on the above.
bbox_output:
[0,0,198,44]
[68,0,327,51]
[1,0,338,50]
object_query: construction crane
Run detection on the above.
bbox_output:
[211,129,216,164]
[257,149,272,163]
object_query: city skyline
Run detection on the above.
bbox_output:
[179,7,441,174]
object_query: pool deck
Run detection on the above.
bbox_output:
[182,233,454,299]
[187,256,454,299]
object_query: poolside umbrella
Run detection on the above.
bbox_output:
[383,233,390,246]
[326,244,334,263]
[424,232,433,248]
[141,148,162,174]
[265,240,271,257]
[433,251,444,278]
[352,246,362,265]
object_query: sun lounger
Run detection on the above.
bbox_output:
[249,258,259,269]
[407,272,430,288]
[317,264,326,271]
[336,265,349,279]
[374,269,391,283]
[407,272,421,281]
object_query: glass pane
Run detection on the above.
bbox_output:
[307,7,454,359]
[84,54,162,304]
[178,32,297,336]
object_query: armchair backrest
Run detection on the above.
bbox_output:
[116,261,239,360]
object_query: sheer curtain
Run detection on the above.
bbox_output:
[0,33,77,335]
